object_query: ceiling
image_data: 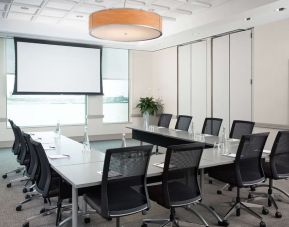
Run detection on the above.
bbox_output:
[0,0,289,50]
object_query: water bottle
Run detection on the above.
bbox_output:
[83,125,91,152]
[221,126,227,153]
[121,133,127,147]
[55,121,61,138]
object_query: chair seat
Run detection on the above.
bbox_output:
[148,182,201,208]
[83,185,148,217]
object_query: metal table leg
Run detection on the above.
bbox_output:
[72,187,78,227]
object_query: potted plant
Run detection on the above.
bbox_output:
[136,97,163,128]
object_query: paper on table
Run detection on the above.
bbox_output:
[263,150,271,154]
[97,170,122,178]
[48,154,70,159]
[222,153,236,158]
[43,145,56,150]
[153,162,176,169]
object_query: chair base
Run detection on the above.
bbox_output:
[2,166,25,179]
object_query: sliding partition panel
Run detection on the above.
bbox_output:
[191,41,207,132]
[212,35,230,134]
[230,30,252,125]
[178,44,191,115]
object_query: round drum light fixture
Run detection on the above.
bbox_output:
[89,8,162,42]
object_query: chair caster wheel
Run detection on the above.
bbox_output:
[250,185,256,191]
[16,205,22,211]
[23,188,28,193]
[40,208,46,214]
[260,221,266,227]
[217,190,222,195]
[218,220,229,226]
[84,217,90,224]
[262,208,269,215]
[22,222,29,227]
[7,183,11,188]
[209,180,213,184]
[106,217,112,221]
[236,208,240,216]
[275,211,282,218]
[25,194,31,200]
[248,193,253,199]
[141,224,148,227]
[16,169,21,174]
[2,174,7,179]
[228,186,233,191]
[142,210,147,215]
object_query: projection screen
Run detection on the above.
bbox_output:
[14,38,102,95]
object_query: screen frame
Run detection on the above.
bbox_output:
[13,37,103,95]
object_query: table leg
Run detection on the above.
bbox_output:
[140,141,143,146]
[200,169,204,196]
[72,187,78,227]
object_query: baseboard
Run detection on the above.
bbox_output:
[0,133,133,149]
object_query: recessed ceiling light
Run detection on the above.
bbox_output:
[245,17,251,21]
[20,6,29,10]
[276,7,286,12]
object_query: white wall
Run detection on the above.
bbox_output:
[254,18,289,125]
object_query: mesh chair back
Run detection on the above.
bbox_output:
[162,143,203,207]
[13,125,29,165]
[175,115,192,131]
[9,120,21,155]
[270,131,289,179]
[202,118,223,136]
[158,113,172,128]
[235,133,269,187]
[31,139,52,197]
[230,120,255,139]
[23,133,39,179]
[101,145,153,217]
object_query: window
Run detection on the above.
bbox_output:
[5,38,86,127]
[102,48,129,123]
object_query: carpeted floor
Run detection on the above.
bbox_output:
[1,139,289,227]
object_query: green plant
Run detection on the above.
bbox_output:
[136,97,162,115]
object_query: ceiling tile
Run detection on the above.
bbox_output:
[14,0,44,7]
[59,18,86,27]
[8,12,33,20]
[40,8,68,17]
[66,12,88,21]
[46,0,76,11]
[35,15,59,24]
[74,3,105,14]
[10,4,39,14]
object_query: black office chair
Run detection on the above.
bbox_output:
[211,120,255,194]
[209,133,269,227]
[230,120,255,139]
[175,115,192,131]
[202,118,223,136]
[16,133,41,211]
[6,124,31,188]
[2,120,25,179]
[22,139,72,227]
[158,113,172,128]
[83,145,153,227]
[155,113,173,154]
[142,143,227,227]
[248,131,289,218]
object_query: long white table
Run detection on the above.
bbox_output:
[31,130,241,227]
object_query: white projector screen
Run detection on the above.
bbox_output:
[14,38,102,95]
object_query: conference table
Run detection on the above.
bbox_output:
[30,127,242,227]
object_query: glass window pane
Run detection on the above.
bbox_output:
[7,75,85,127]
[103,80,128,123]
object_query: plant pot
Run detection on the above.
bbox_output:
[143,111,150,129]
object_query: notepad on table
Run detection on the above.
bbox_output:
[222,153,236,158]
[153,162,176,169]
[97,170,122,178]
[48,154,70,159]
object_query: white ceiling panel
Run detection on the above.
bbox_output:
[74,3,105,14]
[10,4,39,14]
[46,0,76,11]
[8,12,32,20]
[40,8,68,17]
[35,15,59,24]
[14,0,44,7]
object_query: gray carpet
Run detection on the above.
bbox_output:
[1,139,289,227]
